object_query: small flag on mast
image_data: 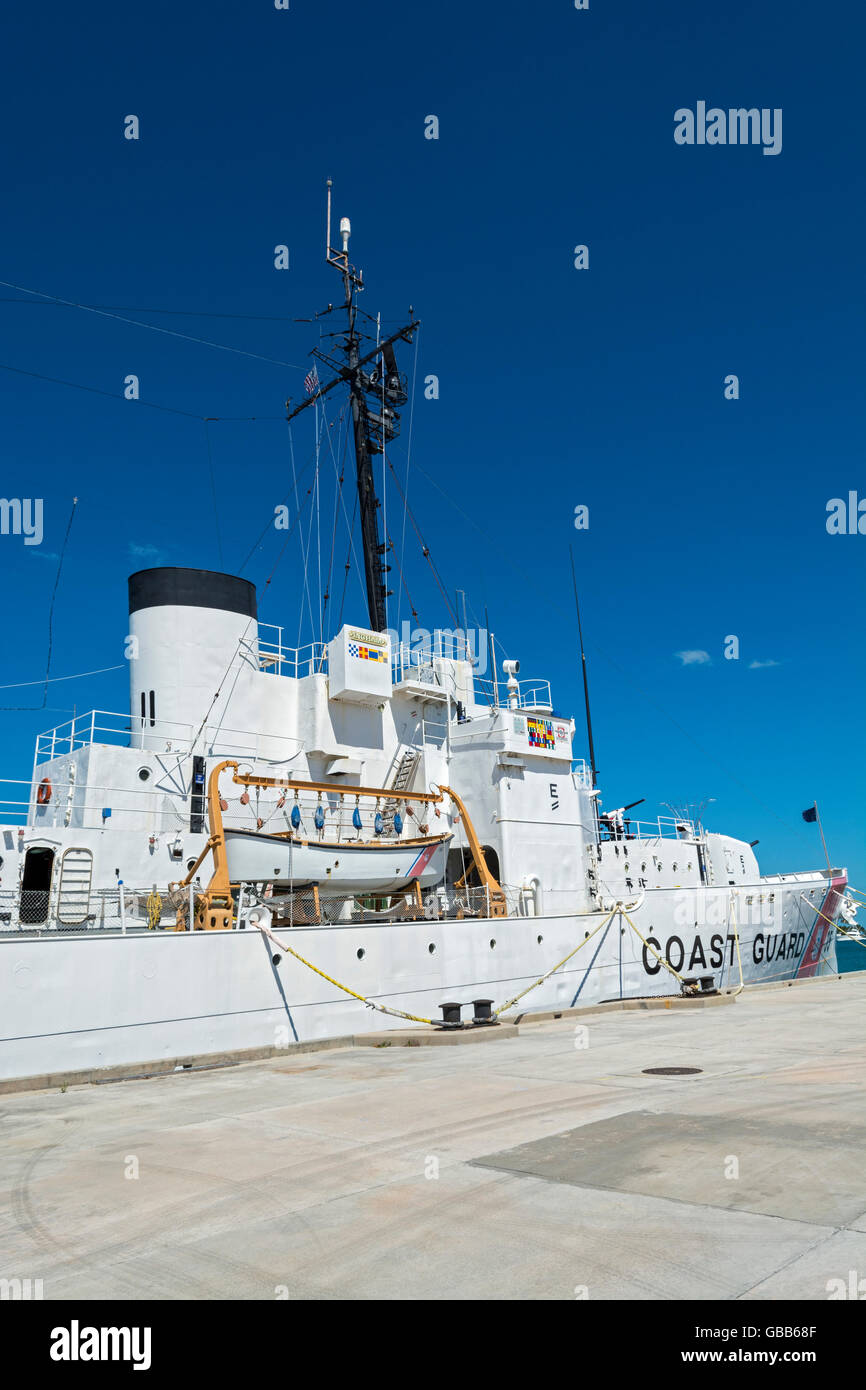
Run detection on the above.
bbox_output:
[802,805,818,823]
[304,365,320,395]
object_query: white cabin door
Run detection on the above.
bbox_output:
[56,848,93,925]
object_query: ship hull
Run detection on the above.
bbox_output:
[0,876,845,1086]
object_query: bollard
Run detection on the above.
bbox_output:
[471,998,498,1026]
[438,1001,464,1029]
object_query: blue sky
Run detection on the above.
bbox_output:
[0,0,863,887]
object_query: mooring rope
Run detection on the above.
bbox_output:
[493,906,618,1017]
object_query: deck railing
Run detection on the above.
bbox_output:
[34,710,305,764]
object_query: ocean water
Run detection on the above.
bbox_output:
[836,938,866,974]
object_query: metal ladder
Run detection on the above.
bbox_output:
[381,749,421,833]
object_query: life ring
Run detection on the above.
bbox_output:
[36,778,52,805]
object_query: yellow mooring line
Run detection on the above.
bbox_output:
[802,894,866,953]
[257,906,622,1027]
[258,922,437,1025]
[493,906,619,1017]
[256,882,849,1032]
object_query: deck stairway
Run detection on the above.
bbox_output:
[381,749,421,834]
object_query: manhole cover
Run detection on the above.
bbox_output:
[642,1066,703,1076]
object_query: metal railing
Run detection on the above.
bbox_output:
[256,627,328,677]
[34,710,305,763]
[0,880,519,936]
[1,887,160,934]
[598,816,698,843]
[572,760,592,788]
[472,677,554,711]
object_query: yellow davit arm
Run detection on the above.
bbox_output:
[438,784,508,917]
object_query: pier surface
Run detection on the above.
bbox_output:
[1,973,864,1300]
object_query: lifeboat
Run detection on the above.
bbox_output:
[223,825,451,896]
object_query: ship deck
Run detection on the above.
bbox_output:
[2,970,864,1300]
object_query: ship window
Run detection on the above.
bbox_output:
[537,934,543,944]
[149,691,156,727]
[428,943,436,954]
[138,767,151,782]
[356,948,365,961]
[489,939,496,949]
[140,692,146,722]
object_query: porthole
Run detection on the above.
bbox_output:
[489,939,496,949]
[537,934,543,944]
[356,948,365,961]
[186,858,197,872]
[428,942,436,954]
[138,767,151,782]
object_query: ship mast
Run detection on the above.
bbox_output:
[286,180,419,633]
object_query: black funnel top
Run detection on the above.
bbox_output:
[128,567,257,619]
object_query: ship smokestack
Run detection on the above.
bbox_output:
[127,567,258,750]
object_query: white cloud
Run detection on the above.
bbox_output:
[749,659,781,669]
[675,650,711,666]
[129,543,164,561]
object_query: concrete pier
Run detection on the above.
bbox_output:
[1,972,864,1300]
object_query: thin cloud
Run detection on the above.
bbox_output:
[129,543,165,562]
[675,650,711,666]
[749,659,781,669]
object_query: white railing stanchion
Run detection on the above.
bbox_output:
[118,881,126,934]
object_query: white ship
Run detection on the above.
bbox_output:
[0,189,853,1086]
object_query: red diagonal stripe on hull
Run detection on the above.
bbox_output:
[407,844,438,879]
[797,874,847,977]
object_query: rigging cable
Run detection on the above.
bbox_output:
[236,433,322,575]
[386,458,459,626]
[385,526,420,626]
[397,328,420,638]
[319,407,350,646]
[1,497,78,712]
[337,490,360,631]
[203,419,224,569]
[0,279,303,370]
[286,423,318,647]
[0,663,125,691]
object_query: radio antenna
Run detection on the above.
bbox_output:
[570,545,598,788]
